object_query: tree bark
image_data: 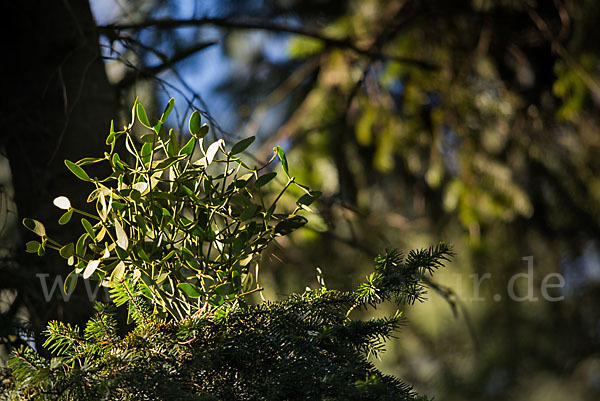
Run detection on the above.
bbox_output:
[1,0,117,350]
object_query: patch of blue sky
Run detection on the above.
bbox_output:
[90,0,120,25]
[91,0,296,142]
[562,240,600,295]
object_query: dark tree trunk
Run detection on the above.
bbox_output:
[1,0,117,351]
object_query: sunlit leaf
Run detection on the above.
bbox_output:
[83,259,100,279]
[76,233,88,257]
[58,209,73,225]
[241,204,259,221]
[101,245,110,259]
[97,190,108,221]
[138,248,151,263]
[114,220,129,250]
[64,272,78,295]
[141,133,158,143]
[206,139,223,165]
[140,142,152,164]
[208,294,224,307]
[161,98,175,122]
[156,121,168,140]
[81,218,95,238]
[231,136,255,155]
[112,153,125,170]
[161,250,176,263]
[196,124,209,138]
[53,196,71,210]
[23,218,46,236]
[64,159,90,181]
[235,173,254,188]
[297,191,321,207]
[189,110,203,137]
[134,214,147,234]
[168,129,179,156]
[76,157,105,166]
[110,261,125,282]
[239,254,253,266]
[112,202,126,212]
[274,215,308,236]
[213,282,233,296]
[155,271,169,284]
[107,132,116,147]
[114,241,129,260]
[155,155,186,171]
[130,189,143,203]
[59,243,74,259]
[255,172,277,187]
[25,241,40,254]
[275,146,289,177]
[178,283,203,298]
[136,103,151,128]
[95,225,107,242]
[132,181,148,194]
[87,188,101,203]
[107,120,116,145]
[180,137,196,156]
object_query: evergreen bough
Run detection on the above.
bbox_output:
[1,100,452,400]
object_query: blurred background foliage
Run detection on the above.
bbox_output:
[2,0,600,400]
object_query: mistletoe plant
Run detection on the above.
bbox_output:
[22,99,319,320]
[8,99,454,400]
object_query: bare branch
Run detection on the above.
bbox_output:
[99,17,437,69]
[118,41,217,88]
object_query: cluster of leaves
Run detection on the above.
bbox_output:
[1,247,450,400]
[22,99,318,320]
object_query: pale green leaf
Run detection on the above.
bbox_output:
[83,259,100,279]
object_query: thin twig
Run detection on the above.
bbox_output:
[528,6,600,97]
[99,17,437,69]
[118,41,217,88]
